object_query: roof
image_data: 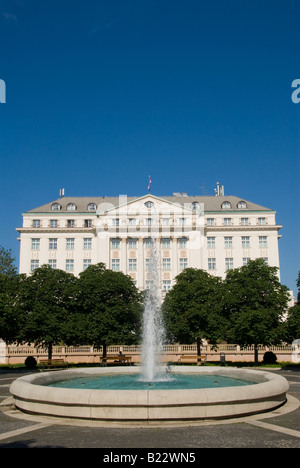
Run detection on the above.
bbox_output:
[26,194,273,214]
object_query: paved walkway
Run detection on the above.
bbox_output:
[0,368,300,449]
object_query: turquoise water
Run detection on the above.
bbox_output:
[45,373,255,390]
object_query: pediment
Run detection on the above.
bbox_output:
[97,194,196,217]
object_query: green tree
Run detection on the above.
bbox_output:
[0,245,17,277]
[17,265,77,359]
[0,273,25,343]
[223,259,290,363]
[162,268,225,355]
[0,245,22,343]
[283,272,300,342]
[73,263,142,357]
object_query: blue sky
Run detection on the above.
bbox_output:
[0,0,299,295]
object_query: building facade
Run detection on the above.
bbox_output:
[17,189,282,292]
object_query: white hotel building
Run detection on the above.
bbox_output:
[17,188,282,293]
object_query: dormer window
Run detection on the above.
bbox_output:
[221,201,231,209]
[88,203,96,211]
[67,203,77,211]
[51,203,61,211]
[192,201,200,211]
[237,201,247,209]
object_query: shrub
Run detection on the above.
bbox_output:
[263,351,277,365]
[24,356,37,369]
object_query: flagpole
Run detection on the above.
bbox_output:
[148,175,151,193]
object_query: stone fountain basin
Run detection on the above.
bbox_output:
[10,366,289,422]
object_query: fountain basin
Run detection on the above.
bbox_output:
[10,367,289,423]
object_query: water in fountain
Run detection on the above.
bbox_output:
[141,238,168,382]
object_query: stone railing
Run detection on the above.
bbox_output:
[0,342,293,365]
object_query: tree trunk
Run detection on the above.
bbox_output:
[48,343,53,360]
[102,342,107,359]
[196,337,202,364]
[254,344,259,365]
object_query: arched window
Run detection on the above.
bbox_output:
[237,201,247,209]
[221,201,231,209]
[67,203,77,211]
[51,203,61,211]
[192,201,200,211]
[88,203,97,211]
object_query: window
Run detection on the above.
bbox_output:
[32,220,40,228]
[221,201,231,209]
[162,258,171,270]
[162,218,170,226]
[224,218,232,226]
[259,236,268,248]
[30,260,39,271]
[48,259,57,269]
[49,219,58,228]
[161,238,171,249]
[179,217,186,226]
[207,218,215,226]
[145,259,150,271]
[224,237,233,248]
[67,203,77,211]
[111,259,120,271]
[146,280,153,289]
[128,259,137,271]
[225,258,234,270]
[146,218,153,226]
[192,201,200,211]
[111,238,120,249]
[49,238,57,250]
[208,258,216,270]
[144,201,154,208]
[128,238,137,249]
[83,259,91,270]
[84,219,92,227]
[67,219,75,228]
[66,259,74,272]
[241,236,250,248]
[237,201,247,209]
[243,257,250,266]
[145,238,154,249]
[207,237,215,249]
[178,238,187,249]
[51,203,61,211]
[179,258,188,270]
[128,218,137,226]
[112,218,120,226]
[162,280,171,292]
[84,238,92,250]
[66,238,75,250]
[262,257,268,265]
[258,217,266,225]
[241,217,248,226]
[31,238,40,250]
[88,203,96,211]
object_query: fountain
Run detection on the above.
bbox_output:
[141,238,167,383]
[9,234,290,423]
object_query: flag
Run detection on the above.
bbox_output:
[148,176,151,192]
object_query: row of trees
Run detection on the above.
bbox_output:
[0,262,143,359]
[163,262,299,363]
[0,245,299,363]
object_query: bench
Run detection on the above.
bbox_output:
[39,359,68,371]
[178,355,207,365]
[100,355,132,366]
